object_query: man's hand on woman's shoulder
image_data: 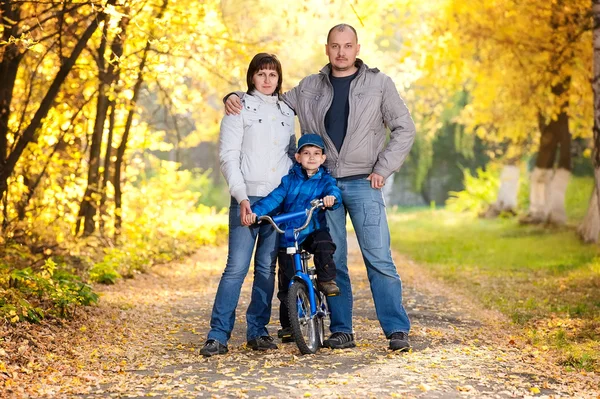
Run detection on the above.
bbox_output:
[225,94,243,116]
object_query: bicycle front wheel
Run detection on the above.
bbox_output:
[315,291,330,347]
[287,282,319,354]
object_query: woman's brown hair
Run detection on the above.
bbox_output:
[246,53,283,95]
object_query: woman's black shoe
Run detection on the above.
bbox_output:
[200,339,228,357]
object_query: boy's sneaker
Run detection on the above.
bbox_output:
[200,339,228,357]
[318,280,340,296]
[277,327,294,343]
[388,332,411,352]
[323,332,355,349]
[247,336,278,351]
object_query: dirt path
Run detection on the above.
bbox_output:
[3,237,599,398]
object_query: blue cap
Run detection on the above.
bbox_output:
[297,134,325,153]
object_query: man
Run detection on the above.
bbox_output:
[225,23,416,351]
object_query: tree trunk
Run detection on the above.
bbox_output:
[581,0,600,242]
[77,23,111,236]
[113,50,149,236]
[114,0,168,236]
[0,1,22,165]
[521,82,571,225]
[99,15,128,236]
[578,186,600,243]
[524,167,553,223]
[547,168,571,224]
[0,1,116,201]
[0,1,24,228]
[99,103,116,236]
[482,164,520,218]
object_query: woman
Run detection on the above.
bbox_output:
[200,53,296,356]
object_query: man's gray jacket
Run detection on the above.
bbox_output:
[283,59,415,179]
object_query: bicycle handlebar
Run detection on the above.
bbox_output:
[258,198,324,235]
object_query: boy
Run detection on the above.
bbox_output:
[243,134,342,341]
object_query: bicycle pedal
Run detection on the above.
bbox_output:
[278,328,293,339]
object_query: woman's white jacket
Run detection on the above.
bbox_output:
[219,91,296,204]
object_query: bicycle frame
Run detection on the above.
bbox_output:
[259,199,324,317]
[258,198,331,354]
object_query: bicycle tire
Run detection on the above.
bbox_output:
[287,282,319,354]
[315,291,329,346]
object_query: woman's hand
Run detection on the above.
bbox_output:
[322,195,336,208]
[239,199,251,224]
[242,213,257,226]
[225,95,243,116]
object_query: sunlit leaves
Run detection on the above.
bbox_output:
[404,0,591,148]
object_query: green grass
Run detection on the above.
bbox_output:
[565,176,594,222]
[389,200,600,371]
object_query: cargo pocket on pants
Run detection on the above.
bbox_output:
[362,201,382,249]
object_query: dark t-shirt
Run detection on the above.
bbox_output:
[324,70,358,153]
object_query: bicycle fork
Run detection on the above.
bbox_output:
[291,251,318,317]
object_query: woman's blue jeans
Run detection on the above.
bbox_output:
[206,196,278,345]
[325,178,411,337]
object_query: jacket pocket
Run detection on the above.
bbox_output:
[354,88,383,99]
[243,115,262,129]
[299,89,324,129]
[353,89,384,128]
[299,88,323,101]
[241,152,267,186]
[242,117,269,154]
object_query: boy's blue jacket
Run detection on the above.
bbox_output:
[252,163,342,247]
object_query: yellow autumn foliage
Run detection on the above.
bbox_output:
[404,0,591,148]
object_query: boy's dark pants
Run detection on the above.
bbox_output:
[277,230,336,329]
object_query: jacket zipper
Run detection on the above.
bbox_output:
[334,65,366,174]
[320,73,337,165]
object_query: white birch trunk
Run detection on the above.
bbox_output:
[547,168,570,225]
[583,2,600,242]
[578,185,600,243]
[482,165,520,218]
[521,167,552,223]
[495,165,520,211]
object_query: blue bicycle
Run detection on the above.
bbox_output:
[258,199,331,354]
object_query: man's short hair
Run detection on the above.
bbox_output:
[327,24,358,44]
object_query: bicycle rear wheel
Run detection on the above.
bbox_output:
[287,282,319,354]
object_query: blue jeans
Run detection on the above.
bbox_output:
[207,197,278,344]
[326,178,410,337]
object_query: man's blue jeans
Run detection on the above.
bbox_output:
[207,197,278,345]
[326,178,411,337]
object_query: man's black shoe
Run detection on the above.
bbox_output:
[200,339,228,357]
[277,327,294,343]
[247,336,278,351]
[323,332,356,349]
[388,332,410,352]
